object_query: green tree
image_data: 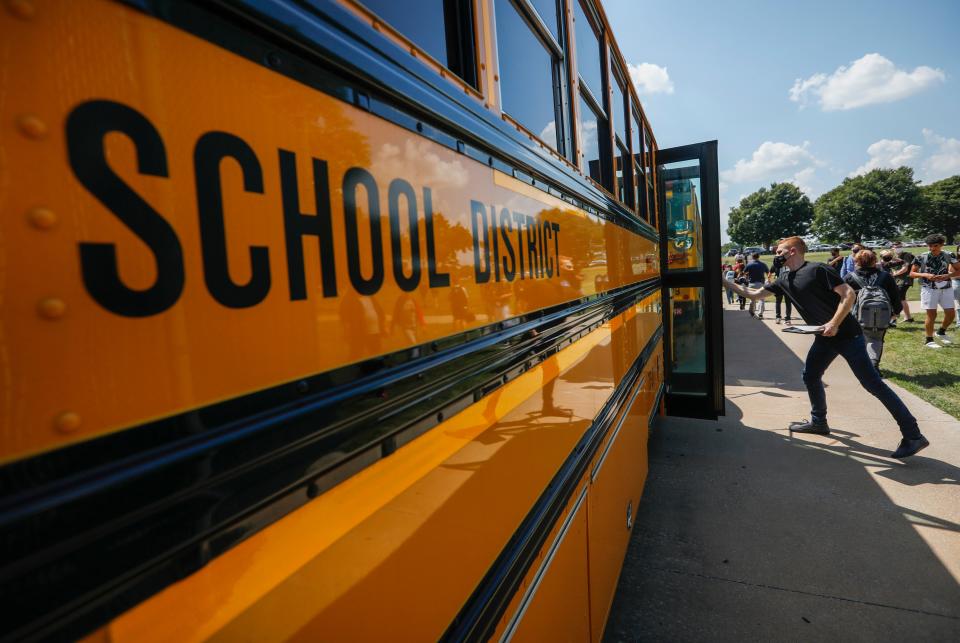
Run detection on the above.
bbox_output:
[726,182,813,248]
[909,176,960,244]
[812,167,921,243]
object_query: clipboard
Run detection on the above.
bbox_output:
[782,325,824,335]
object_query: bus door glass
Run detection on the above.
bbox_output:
[656,141,724,419]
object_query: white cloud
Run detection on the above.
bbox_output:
[539,120,556,145]
[721,141,820,184]
[627,62,674,95]
[789,53,945,111]
[922,129,960,181]
[373,139,468,189]
[849,139,922,177]
[791,167,817,195]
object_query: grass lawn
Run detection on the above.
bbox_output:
[880,312,960,420]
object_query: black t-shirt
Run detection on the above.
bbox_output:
[764,261,861,338]
[744,260,769,283]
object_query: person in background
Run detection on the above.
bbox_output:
[722,236,928,459]
[724,263,736,305]
[743,252,769,319]
[827,247,844,271]
[844,249,901,371]
[954,243,960,329]
[734,254,747,310]
[910,233,958,348]
[887,248,916,323]
[772,257,793,325]
[840,244,862,278]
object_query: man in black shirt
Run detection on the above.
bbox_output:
[723,236,928,459]
[743,253,769,319]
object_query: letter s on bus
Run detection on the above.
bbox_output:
[67,100,184,317]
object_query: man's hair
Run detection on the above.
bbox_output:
[855,249,877,268]
[879,250,894,262]
[851,244,862,253]
[751,252,760,260]
[778,236,807,253]
[830,248,840,255]
[925,233,946,245]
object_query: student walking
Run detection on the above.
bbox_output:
[882,249,915,323]
[954,243,960,329]
[724,264,736,305]
[844,249,901,370]
[910,234,958,348]
[743,253,769,319]
[772,261,793,324]
[840,244,862,279]
[723,236,928,459]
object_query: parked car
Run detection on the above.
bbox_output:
[742,246,765,256]
[838,242,853,250]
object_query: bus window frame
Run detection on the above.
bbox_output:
[347,0,482,93]
[493,0,572,159]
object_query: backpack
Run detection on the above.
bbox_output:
[850,272,891,329]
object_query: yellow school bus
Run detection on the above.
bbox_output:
[0,1,723,640]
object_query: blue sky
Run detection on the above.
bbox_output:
[603,0,960,241]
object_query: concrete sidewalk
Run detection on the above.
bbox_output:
[604,306,960,641]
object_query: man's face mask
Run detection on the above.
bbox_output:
[772,253,786,270]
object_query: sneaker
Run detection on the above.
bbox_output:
[775,317,782,325]
[756,314,763,320]
[789,419,830,435]
[784,318,793,324]
[925,341,943,349]
[888,319,897,328]
[890,436,930,459]
[935,332,952,345]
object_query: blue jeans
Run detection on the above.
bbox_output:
[802,334,921,439]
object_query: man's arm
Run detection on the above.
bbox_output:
[723,277,773,301]
[822,283,855,337]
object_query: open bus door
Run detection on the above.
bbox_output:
[657,140,724,419]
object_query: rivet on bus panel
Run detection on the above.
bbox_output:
[265,51,282,68]
[16,114,47,139]
[5,0,35,19]
[54,412,81,434]
[38,297,66,319]
[27,207,57,229]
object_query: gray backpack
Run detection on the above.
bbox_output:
[850,273,891,329]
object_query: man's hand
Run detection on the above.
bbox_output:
[821,321,838,337]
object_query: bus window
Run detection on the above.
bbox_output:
[579,94,604,183]
[573,0,604,101]
[495,0,563,152]
[360,0,477,87]
[612,67,632,207]
[527,0,561,41]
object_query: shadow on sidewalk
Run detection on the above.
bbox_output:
[604,309,960,641]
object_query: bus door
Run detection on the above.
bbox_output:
[657,140,724,419]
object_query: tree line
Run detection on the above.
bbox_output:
[727,169,960,248]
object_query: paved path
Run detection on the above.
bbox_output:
[604,305,960,641]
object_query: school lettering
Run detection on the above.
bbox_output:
[66,100,560,317]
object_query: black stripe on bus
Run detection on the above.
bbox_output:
[122,0,659,244]
[0,280,660,642]
[442,325,663,642]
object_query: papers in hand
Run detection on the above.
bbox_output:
[782,325,824,335]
